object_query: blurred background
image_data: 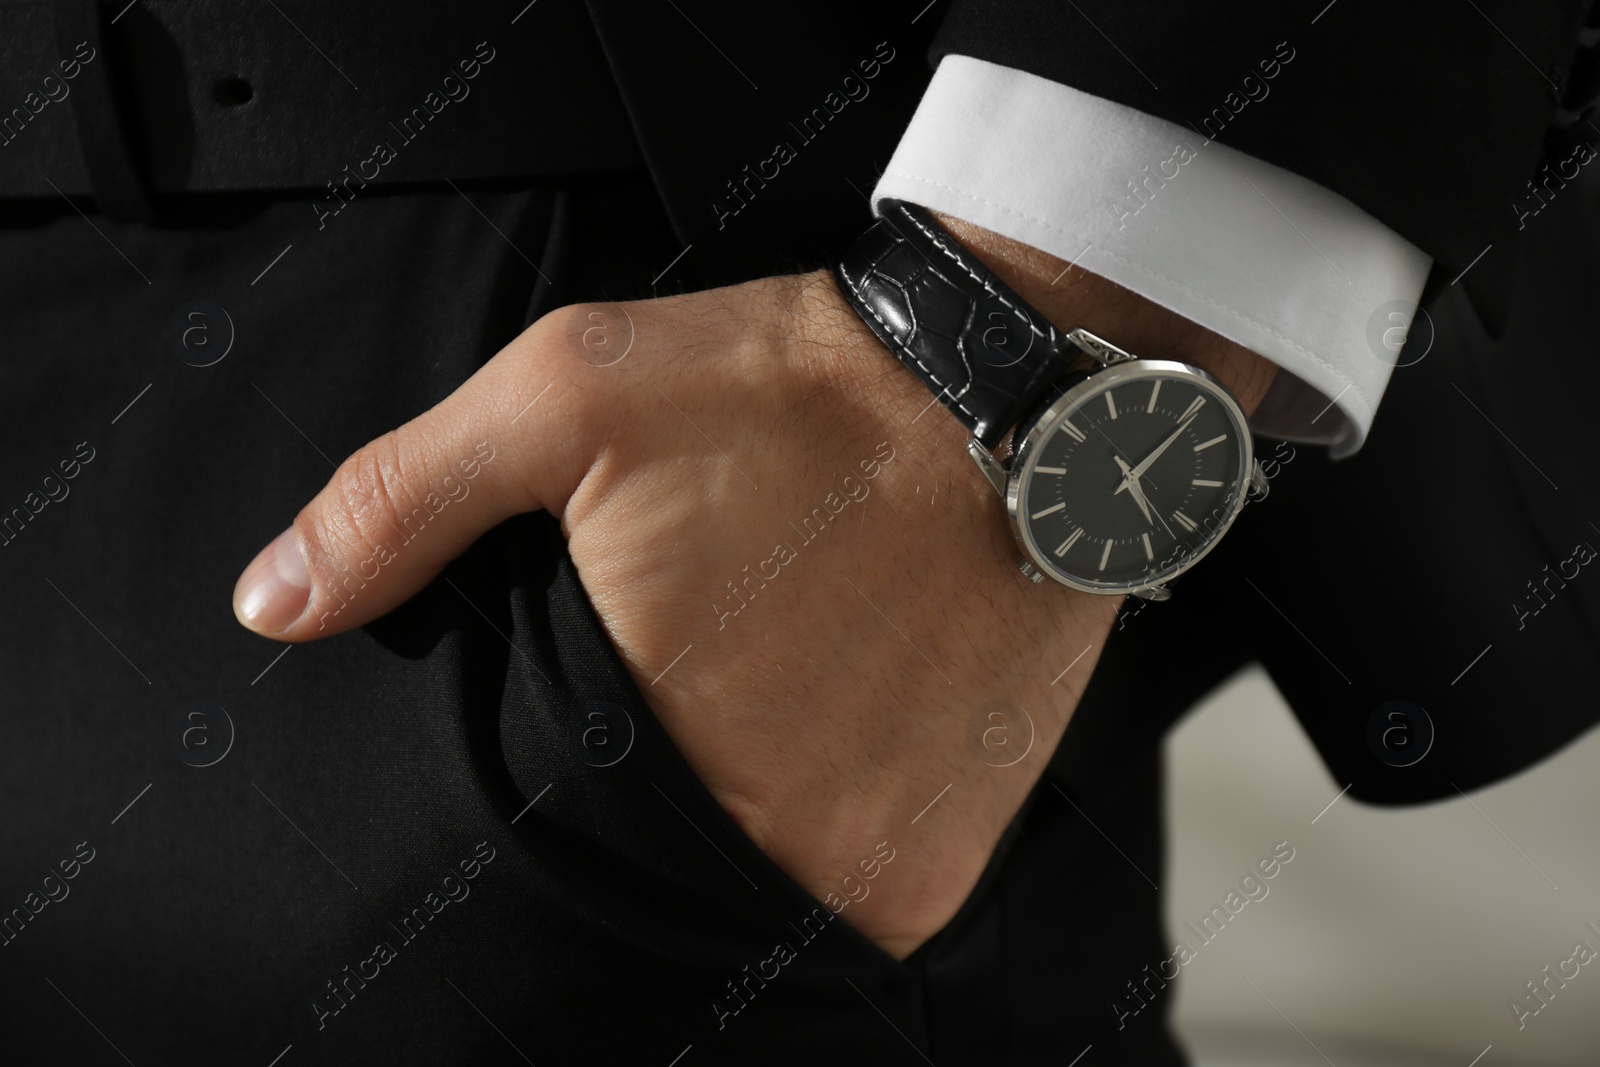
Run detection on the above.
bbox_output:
[1166,666,1599,1066]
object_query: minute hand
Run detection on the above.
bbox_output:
[1115,416,1195,495]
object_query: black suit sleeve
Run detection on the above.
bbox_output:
[931,0,1594,329]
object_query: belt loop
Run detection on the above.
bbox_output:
[53,0,153,222]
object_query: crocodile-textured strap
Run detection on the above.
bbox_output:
[833,199,1082,448]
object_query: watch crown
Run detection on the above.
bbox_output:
[1016,557,1045,584]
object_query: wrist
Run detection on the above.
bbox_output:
[933,212,1278,418]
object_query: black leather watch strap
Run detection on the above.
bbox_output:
[833,199,1082,448]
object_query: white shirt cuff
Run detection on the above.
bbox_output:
[871,55,1433,458]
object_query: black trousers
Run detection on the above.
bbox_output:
[7,129,1600,1067]
[0,170,1191,1065]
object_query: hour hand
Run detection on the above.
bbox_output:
[1116,456,1174,538]
[1114,456,1154,523]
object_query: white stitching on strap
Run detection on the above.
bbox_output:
[839,262,982,424]
[898,207,1047,341]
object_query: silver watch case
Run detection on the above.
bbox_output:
[967,329,1270,601]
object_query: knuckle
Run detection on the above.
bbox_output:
[503,308,605,429]
[534,300,640,375]
[506,302,628,438]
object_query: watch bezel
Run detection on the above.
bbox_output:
[1005,358,1255,596]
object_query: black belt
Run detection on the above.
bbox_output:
[0,0,641,217]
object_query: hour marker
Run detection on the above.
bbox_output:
[1173,510,1198,532]
[1141,532,1153,560]
[1098,540,1113,571]
[1147,380,1161,412]
[1194,434,1226,452]
[1034,466,1068,475]
[1054,528,1084,557]
[1192,479,1224,487]
[1105,392,1118,420]
[1031,502,1066,519]
[1180,396,1206,422]
[1060,419,1087,443]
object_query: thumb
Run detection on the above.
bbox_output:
[232,316,610,641]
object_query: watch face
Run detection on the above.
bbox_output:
[1010,360,1251,593]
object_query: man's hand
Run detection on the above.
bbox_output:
[231,221,1275,959]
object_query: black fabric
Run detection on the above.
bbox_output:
[584,0,942,287]
[50,0,151,219]
[0,0,641,197]
[2,2,1599,1064]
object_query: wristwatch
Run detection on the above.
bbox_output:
[834,199,1268,600]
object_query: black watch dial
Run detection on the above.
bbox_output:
[1012,362,1251,592]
